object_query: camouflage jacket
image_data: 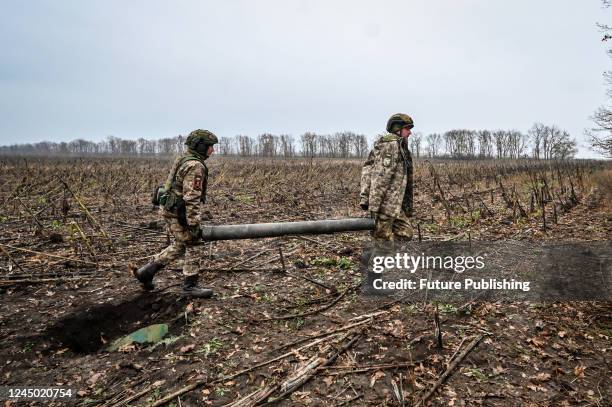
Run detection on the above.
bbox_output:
[360,133,413,217]
[162,154,208,226]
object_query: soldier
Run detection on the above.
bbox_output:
[133,129,218,298]
[360,113,414,241]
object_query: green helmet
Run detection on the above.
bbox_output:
[386,113,414,133]
[185,129,219,150]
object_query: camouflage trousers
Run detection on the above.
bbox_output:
[153,218,200,277]
[371,210,413,241]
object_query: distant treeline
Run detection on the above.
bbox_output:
[0,123,578,159]
[420,123,577,160]
[0,132,370,159]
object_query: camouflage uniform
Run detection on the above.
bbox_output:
[133,129,217,298]
[360,133,414,241]
[154,156,208,276]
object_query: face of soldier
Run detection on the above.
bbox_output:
[207,145,215,156]
[400,127,412,139]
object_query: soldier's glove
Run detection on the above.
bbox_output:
[360,202,369,211]
[188,225,202,240]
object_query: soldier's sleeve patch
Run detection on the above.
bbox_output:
[193,175,203,191]
[383,152,393,167]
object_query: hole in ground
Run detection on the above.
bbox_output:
[44,293,188,354]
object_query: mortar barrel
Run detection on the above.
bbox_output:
[200,217,375,241]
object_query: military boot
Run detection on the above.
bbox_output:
[182,275,213,299]
[133,262,163,291]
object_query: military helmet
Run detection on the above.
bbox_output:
[185,129,218,149]
[386,113,414,133]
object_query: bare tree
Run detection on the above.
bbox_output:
[69,139,90,155]
[257,134,278,157]
[444,129,476,158]
[528,123,546,159]
[217,137,234,155]
[426,133,442,157]
[300,132,318,157]
[528,124,577,160]
[106,136,121,155]
[506,130,527,159]
[551,130,578,160]
[236,135,254,156]
[157,138,176,155]
[409,132,422,158]
[120,139,137,155]
[334,132,351,158]
[588,1,612,157]
[176,135,186,155]
[279,134,295,157]
[477,130,493,158]
[588,106,612,157]
[492,130,507,158]
[353,134,369,158]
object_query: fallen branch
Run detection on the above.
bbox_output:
[251,248,300,268]
[317,361,423,376]
[284,269,337,293]
[266,332,363,404]
[0,276,105,286]
[367,293,415,315]
[149,383,200,407]
[282,292,337,310]
[15,196,45,230]
[0,243,98,266]
[0,244,28,274]
[150,334,340,407]
[98,376,151,407]
[229,249,271,270]
[109,380,164,407]
[226,386,279,407]
[270,312,386,353]
[295,235,332,249]
[337,393,363,406]
[195,268,285,273]
[346,310,388,322]
[154,315,382,406]
[58,177,114,247]
[415,334,484,407]
[0,270,97,279]
[256,282,358,322]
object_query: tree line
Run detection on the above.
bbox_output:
[222,132,369,158]
[0,132,370,158]
[414,123,577,160]
[0,123,578,159]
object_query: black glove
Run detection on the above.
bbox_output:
[189,225,202,240]
[360,203,369,211]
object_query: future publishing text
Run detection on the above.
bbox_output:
[369,253,531,292]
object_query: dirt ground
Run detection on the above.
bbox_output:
[0,156,610,406]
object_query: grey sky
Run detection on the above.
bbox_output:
[0,0,609,157]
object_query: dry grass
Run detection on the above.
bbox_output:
[590,168,612,203]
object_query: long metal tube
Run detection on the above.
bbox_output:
[200,217,375,241]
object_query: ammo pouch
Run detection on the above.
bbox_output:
[151,185,175,209]
[151,186,188,227]
[152,154,205,227]
[151,185,165,206]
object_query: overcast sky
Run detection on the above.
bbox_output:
[0,0,610,157]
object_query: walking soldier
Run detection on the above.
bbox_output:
[133,129,218,298]
[360,114,414,241]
